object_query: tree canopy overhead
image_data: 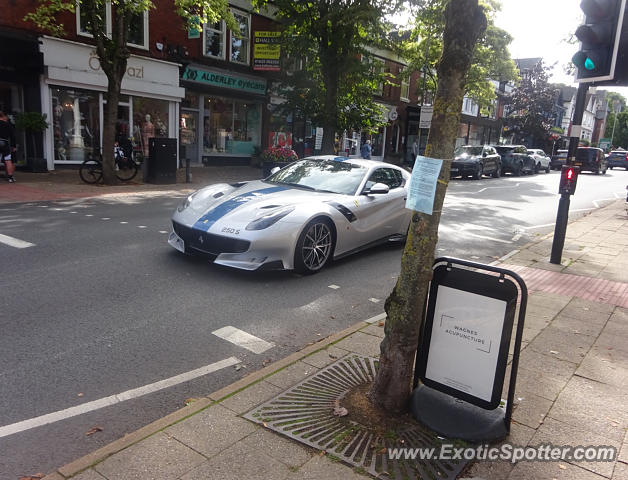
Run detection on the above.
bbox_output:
[403,0,517,109]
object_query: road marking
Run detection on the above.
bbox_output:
[0,233,35,249]
[463,231,511,244]
[328,284,340,289]
[511,234,522,241]
[101,217,110,220]
[120,221,128,224]
[159,230,168,234]
[489,249,520,266]
[369,298,381,303]
[85,214,94,217]
[0,356,239,439]
[138,225,147,229]
[592,198,616,208]
[212,326,274,354]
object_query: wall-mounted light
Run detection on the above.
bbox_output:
[156,42,163,51]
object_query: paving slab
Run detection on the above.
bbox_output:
[360,323,386,338]
[525,291,573,311]
[530,416,620,477]
[619,430,628,464]
[548,376,628,442]
[528,326,596,364]
[613,461,628,480]
[518,348,578,381]
[285,455,370,480]
[264,361,319,390]
[165,404,258,458]
[220,380,283,415]
[301,345,349,369]
[594,320,628,354]
[180,439,293,480]
[511,391,554,429]
[566,298,617,315]
[513,365,569,402]
[240,428,313,468]
[332,331,382,358]
[507,460,607,479]
[551,314,608,337]
[93,432,206,480]
[575,345,628,388]
[70,470,107,480]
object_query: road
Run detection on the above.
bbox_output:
[0,169,626,478]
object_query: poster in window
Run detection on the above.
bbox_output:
[253,31,281,71]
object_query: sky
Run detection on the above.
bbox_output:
[494,0,628,96]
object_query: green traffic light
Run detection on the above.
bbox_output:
[584,58,595,70]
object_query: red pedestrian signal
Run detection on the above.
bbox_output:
[559,166,580,195]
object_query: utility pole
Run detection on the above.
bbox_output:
[550,82,588,264]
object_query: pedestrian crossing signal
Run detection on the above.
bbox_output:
[559,166,580,195]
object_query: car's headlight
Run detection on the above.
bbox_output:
[246,206,295,231]
[177,193,196,212]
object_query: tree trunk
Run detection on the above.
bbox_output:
[102,79,122,185]
[369,0,487,413]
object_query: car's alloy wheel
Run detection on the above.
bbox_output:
[545,165,550,173]
[535,162,540,174]
[492,163,501,178]
[295,218,334,274]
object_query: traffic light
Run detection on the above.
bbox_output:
[559,166,580,195]
[573,0,626,82]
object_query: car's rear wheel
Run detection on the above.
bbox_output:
[294,217,335,274]
[492,163,501,178]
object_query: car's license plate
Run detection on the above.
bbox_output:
[450,168,458,172]
[168,231,185,253]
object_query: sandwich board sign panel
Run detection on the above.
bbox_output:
[413,257,526,437]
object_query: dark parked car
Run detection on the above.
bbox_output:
[451,145,502,179]
[575,147,607,174]
[607,150,628,170]
[550,149,568,170]
[492,145,535,176]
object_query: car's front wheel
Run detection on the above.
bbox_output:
[294,217,335,274]
[492,163,501,178]
[473,163,483,180]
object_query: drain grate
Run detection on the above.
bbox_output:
[244,354,471,479]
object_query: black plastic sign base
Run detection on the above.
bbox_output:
[410,384,508,443]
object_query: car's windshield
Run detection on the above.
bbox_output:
[266,159,368,195]
[454,146,483,156]
[495,146,514,154]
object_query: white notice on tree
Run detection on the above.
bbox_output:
[315,127,324,150]
[405,155,443,215]
[425,285,507,402]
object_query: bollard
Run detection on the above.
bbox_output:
[185,157,191,183]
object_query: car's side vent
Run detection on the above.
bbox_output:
[327,201,357,222]
[213,192,224,198]
[260,204,281,209]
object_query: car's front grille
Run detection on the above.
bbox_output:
[173,222,250,255]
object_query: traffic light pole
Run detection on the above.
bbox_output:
[550,82,589,264]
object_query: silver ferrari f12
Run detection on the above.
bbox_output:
[169,156,411,274]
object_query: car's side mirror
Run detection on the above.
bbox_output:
[483,152,487,157]
[367,183,390,195]
[270,166,281,175]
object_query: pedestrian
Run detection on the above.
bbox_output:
[360,139,372,159]
[0,111,17,183]
[412,137,420,159]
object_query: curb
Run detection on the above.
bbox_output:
[45,314,383,479]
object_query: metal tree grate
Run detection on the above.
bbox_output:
[244,355,471,480]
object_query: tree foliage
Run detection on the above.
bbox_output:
[25,0,236,184]
[402,0,517,109]
[504,60,557,147]
[605,111,628,149]
[254,0,403,154]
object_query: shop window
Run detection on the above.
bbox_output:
[76,3,111,37]
[230,11,250,65]
[182,91,200,110]
[132,97,169,157]
[204,21,225,59]
[51,87,100,162]
[203,96,260,155]
[128,11,149,49]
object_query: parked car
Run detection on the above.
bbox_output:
[607,150,628,170]
[527,148,551,173]
[575,147,607,174]
[451,145,502,179]
[550,149,568,170]
[169,156,411,274]
[492,145,536,176]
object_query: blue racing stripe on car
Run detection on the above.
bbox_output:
[192,186,288,231]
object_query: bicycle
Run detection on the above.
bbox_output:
[79,147,139,184]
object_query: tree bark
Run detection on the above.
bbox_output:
[369,0,487,413]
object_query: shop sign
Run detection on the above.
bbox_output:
[253,31,281,71]
[182,66,267,95]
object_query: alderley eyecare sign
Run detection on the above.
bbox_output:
[253,31,281,71]
[182,66,267,95]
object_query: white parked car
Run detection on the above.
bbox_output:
[527,149,551,173]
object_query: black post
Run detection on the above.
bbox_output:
[185,157,191,183]
[550,83,589,264]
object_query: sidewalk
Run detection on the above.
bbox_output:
[19,191,626,479]
[0,166,262,204]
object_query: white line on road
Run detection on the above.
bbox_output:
[0,233,35,249]
[212,326,275,354]
[0,356,239,439]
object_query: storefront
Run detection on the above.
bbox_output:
[0,29,44,168]
[180,65,266,165]
[39,36,184,169]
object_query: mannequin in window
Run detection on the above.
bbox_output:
[141,114,155,157]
